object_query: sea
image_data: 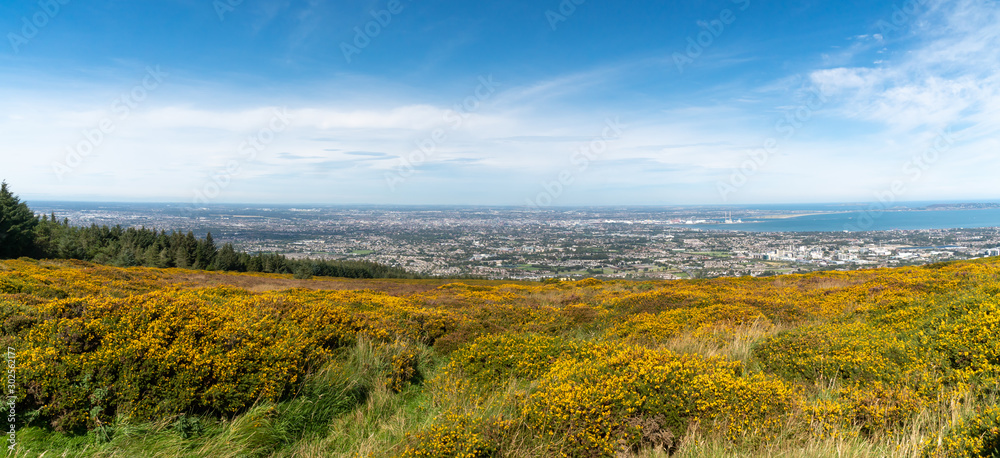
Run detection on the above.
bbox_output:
[690,203,1000,232]
[27,201,1000,234]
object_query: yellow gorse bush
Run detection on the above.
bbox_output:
[2,260,444,431]
[922,404,1000,457]
[401,412,512,458]
[437,333,794,455]
[521,343,794,455]
[4,256,1000,454]
[19,288,353,430]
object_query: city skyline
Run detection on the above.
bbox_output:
[26,201,1000,280]
[3,0,999,205]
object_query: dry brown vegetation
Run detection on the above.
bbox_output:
[161,270,528,296]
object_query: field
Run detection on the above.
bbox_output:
[3,257,1000,457]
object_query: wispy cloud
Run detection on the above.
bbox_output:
[344,151,393,158]
[5,0,999,204]
[810,0,1000,136]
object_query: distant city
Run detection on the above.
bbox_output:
[29,202,1000,280]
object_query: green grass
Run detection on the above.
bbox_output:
[14,259,1000,457]
[11,338,438,458]
[13,331,992,458]
[7,327,943,457]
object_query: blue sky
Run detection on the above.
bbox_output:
[1,0,998,206]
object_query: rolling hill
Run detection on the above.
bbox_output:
[3,257,1000,457]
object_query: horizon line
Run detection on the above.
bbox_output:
[23,199,1000,209]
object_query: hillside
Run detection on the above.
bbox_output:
[3,257,1000,457]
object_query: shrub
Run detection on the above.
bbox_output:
[18,288,359,430]
[753,322,909,384]
[922,405,1000,457]
[801,383,923,439]
[402,413,512,458]
[446,333,587,386]
[522,344,795,456]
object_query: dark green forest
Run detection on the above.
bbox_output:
[0,181,416,279]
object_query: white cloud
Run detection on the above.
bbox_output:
[809,0,1000,137]
[5,0,1000,205]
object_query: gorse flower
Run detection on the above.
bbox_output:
[4,257,1000,455]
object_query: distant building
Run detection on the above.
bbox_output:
[987,248,1000,257]
[837,253,858,261]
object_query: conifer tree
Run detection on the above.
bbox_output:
[195,232,217,269]
[0,181,39,258]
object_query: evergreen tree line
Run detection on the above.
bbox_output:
[1,182,417,279]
